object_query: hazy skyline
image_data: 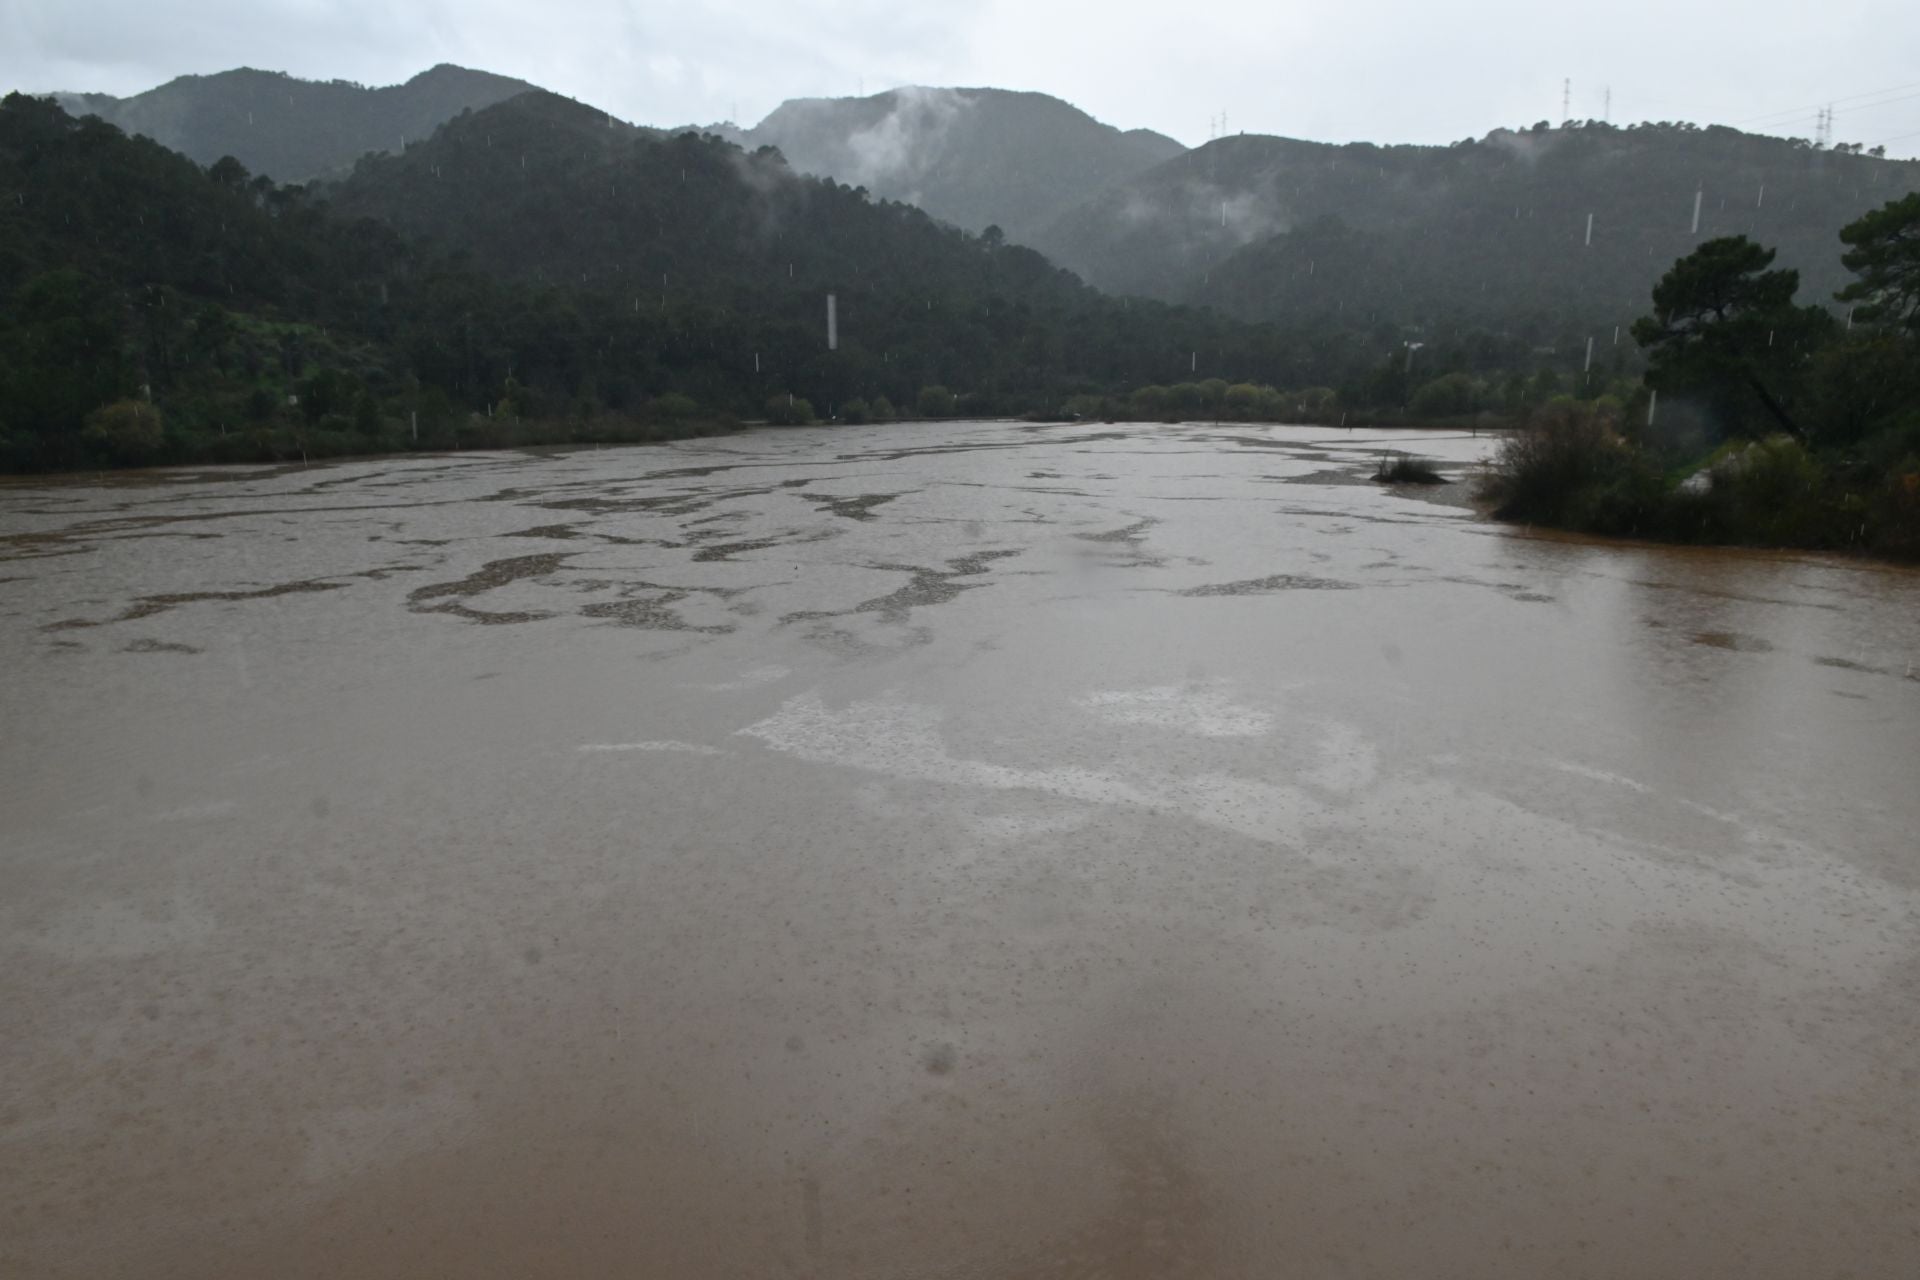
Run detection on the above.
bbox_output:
[4,0,1919,157]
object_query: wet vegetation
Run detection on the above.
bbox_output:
[1372,451,1445,484]
[1478,203,1920,559]
[2,81,1917,544]
[0,91,1722,474]
[0,91,1262,470]
[1044,120,1919,339]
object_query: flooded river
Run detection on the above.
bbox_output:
[3,420,1917,1278]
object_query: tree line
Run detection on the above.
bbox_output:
[1479,192,1920,556]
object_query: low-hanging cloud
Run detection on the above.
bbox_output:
[843,86,973,188]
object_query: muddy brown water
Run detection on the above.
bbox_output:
[3,420,1917,1279]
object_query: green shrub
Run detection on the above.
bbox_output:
[1477,403,1640,526]
[651,392,699,420]
[1222,383,1263,417]
[1129,385,1170,417]
[297,369,360,423]
[81,399,165,464]
[1373,452,1445,484]
[1708,436,1833,546]
[1061,393,1114,420]
[351,391,382,436]
[766,394,814,425]
[1410,373,1479,418]
[916,385,957,418]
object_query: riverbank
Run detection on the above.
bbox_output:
[0,409,752,474]
[1477,404,1920,561]
[0,404,1522,476]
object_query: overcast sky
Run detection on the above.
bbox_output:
[5,0,1919,157]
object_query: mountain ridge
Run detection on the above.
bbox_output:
[727,85,1185,243]
[48,64,537,181]
[1026,122,1920,333]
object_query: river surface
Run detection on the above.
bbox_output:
[3,420,1918,1278]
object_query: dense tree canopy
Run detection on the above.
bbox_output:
[1837,192,1920,331]
[2,85,1916,508]
[1631,236,1831,440]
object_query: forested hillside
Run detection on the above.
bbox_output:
[1031,122,1920,340]
[51,64,535,181]
[0,91,1273,470]
[323,91,1290,409]
[6,72,1915,534]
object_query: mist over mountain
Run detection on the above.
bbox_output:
[726,87,1184,243]
[50,64,536,181]
[50,59,1912,348]
[322,89,1256,403]
[0,87,1270,470]
[1028,122,1920,336]
[9,59,1919,478]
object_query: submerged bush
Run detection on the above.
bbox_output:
[1477,403,1899,550]
[1477,404,1642,527]
[1372,451,1445,484]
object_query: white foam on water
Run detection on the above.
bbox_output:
[696,664,792,691]
[577,741,724,755]
[1076,684,1273,737]
[1550,760,1653,793]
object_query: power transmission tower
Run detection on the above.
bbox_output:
[1815,105,1834,147]
[1603,86,1611,123]
[1562,78,1571,124]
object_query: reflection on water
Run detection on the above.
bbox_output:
[2,421,1917,1279]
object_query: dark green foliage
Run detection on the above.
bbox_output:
[1707,437,1835,545]
[651,392,699,419]
[81,399,165,464]
[916,385,957,417]
[1478,404,1650,530]
[1802,333,1920,447]
[0,269,135,466]
[1631,237,1831,439]
[298,368,360,422]
[4,83,1917,517]
[1041,123,1920,342]
[765,394,813,425]
[0,89,1680,472]
[324,92,1285,414]
[1373,452,1444,484]
[1480,378,1920,556]
[0,91,1281,469]
[1409,372,1479,418]
[1836,192,1920,330]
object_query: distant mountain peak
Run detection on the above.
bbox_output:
[738,84,1185,244]
[51,63,536,181]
